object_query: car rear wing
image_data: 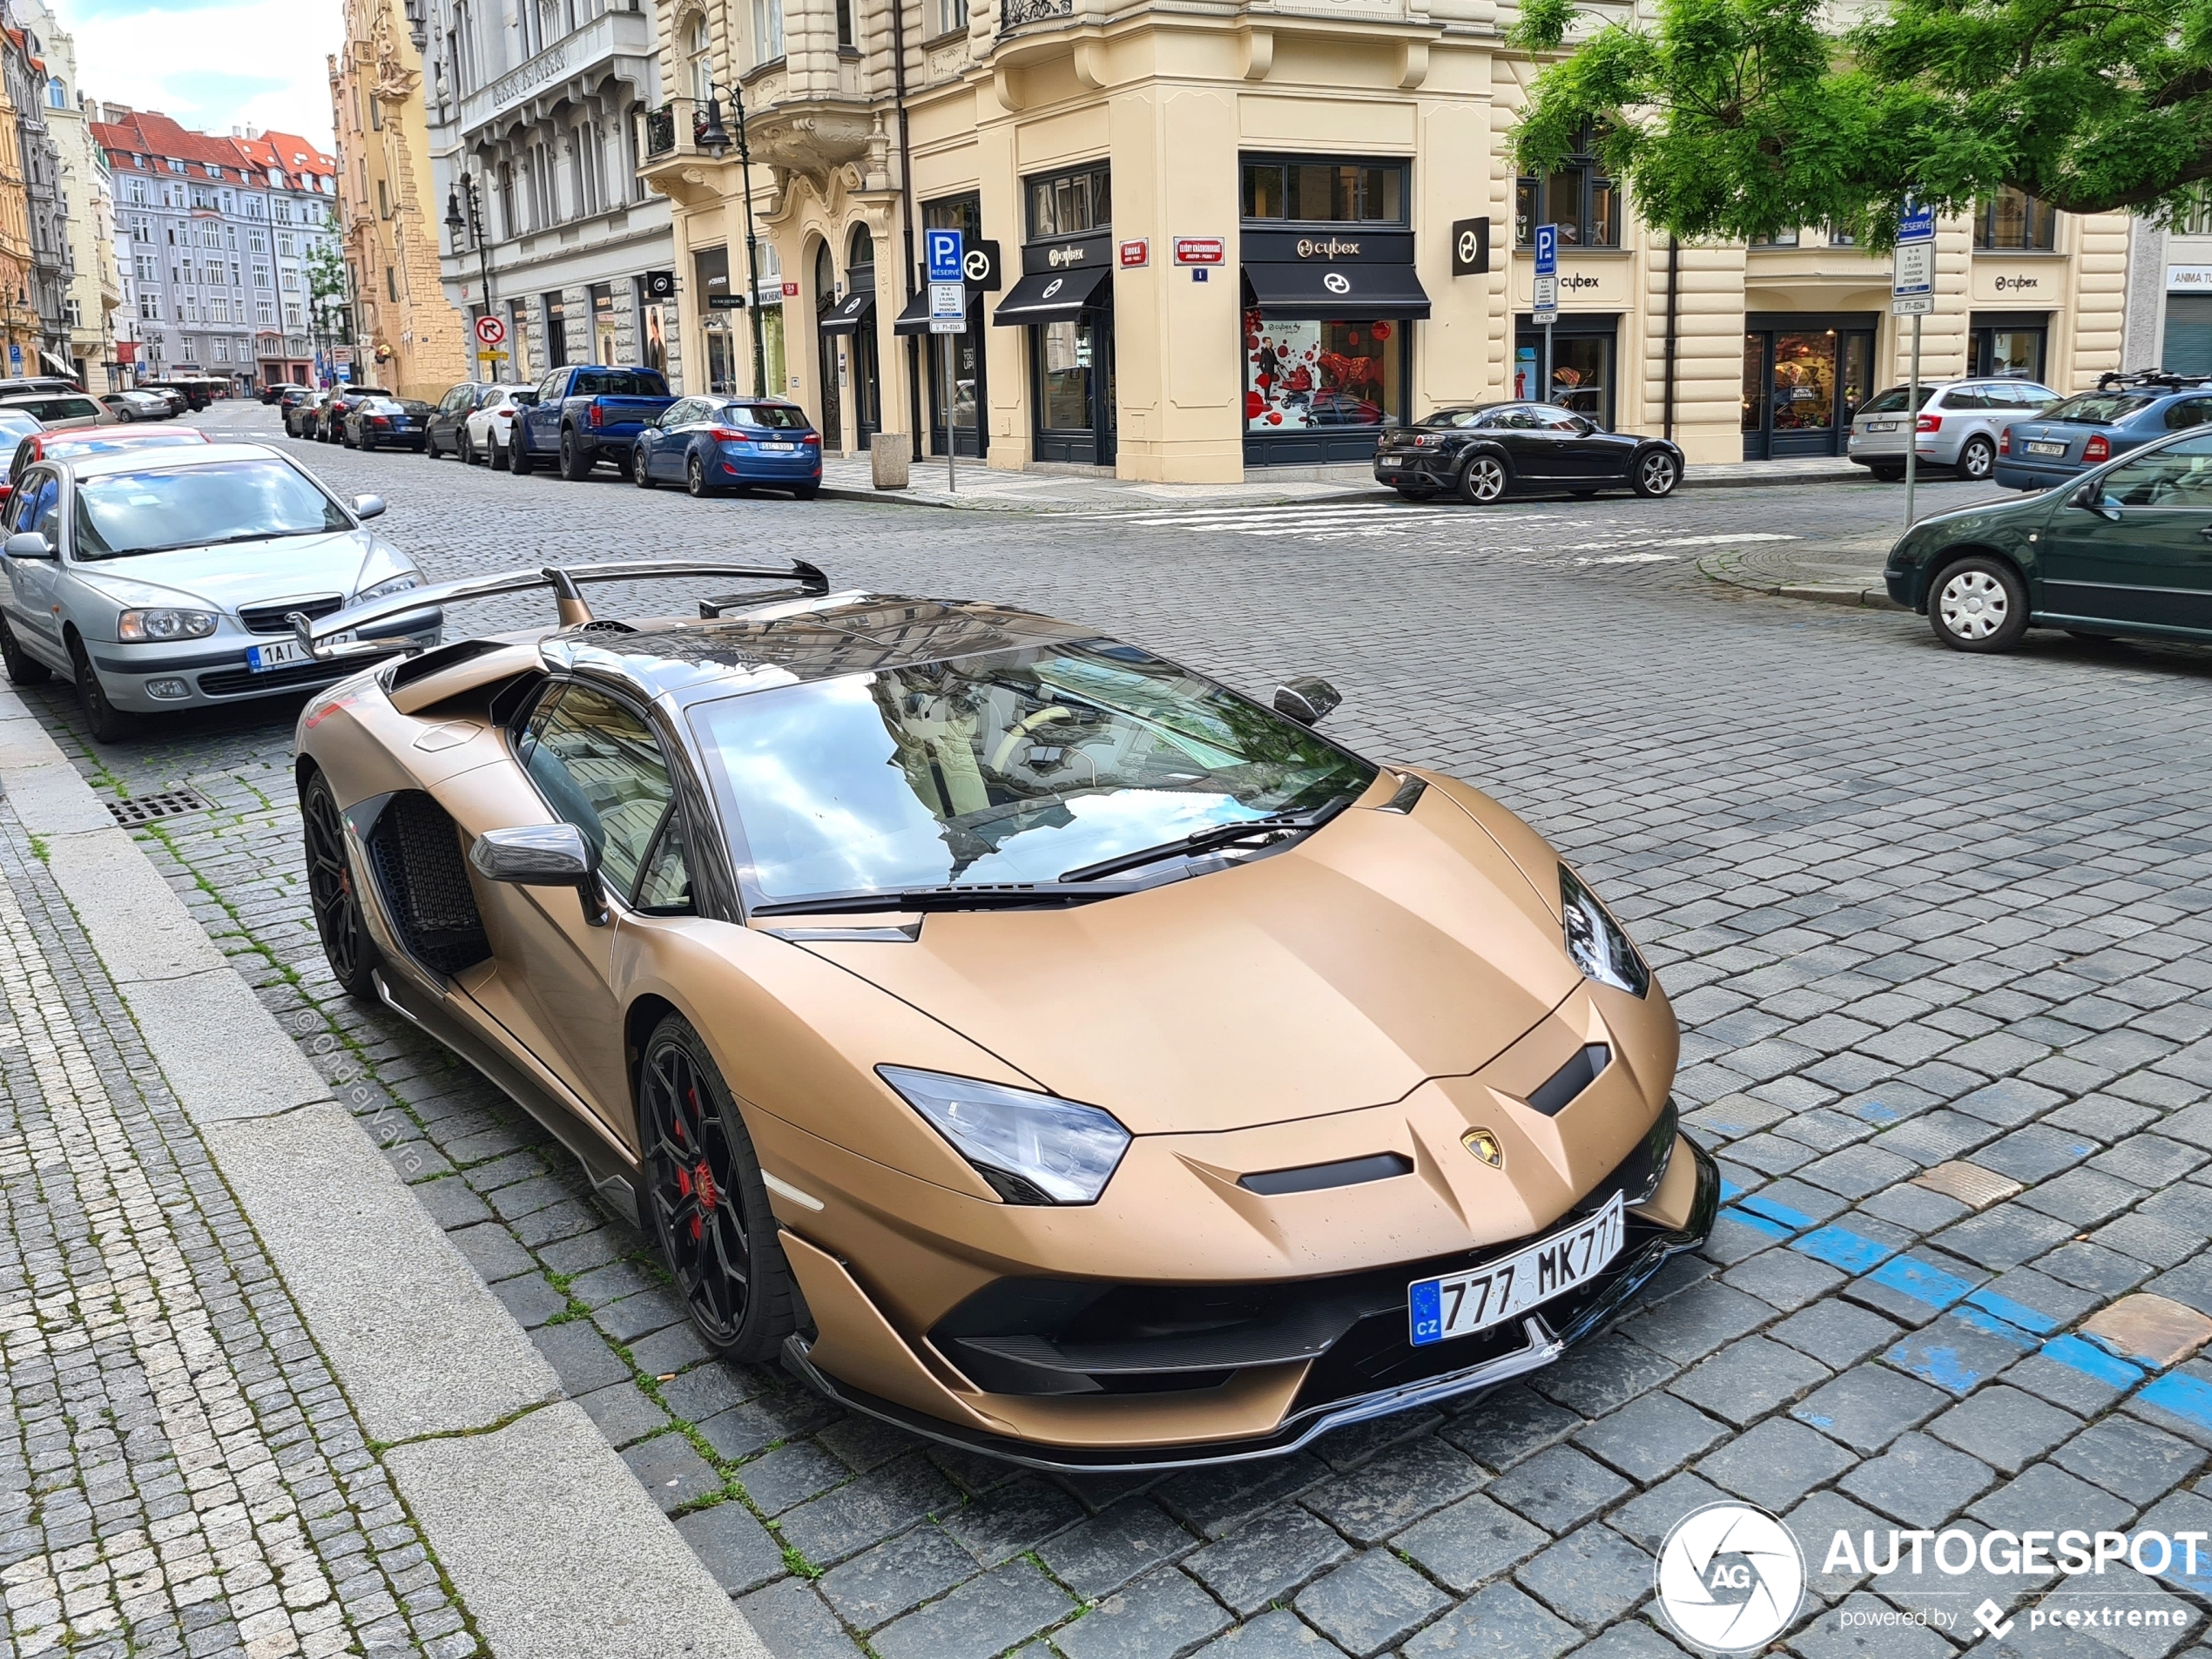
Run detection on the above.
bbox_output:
[289,558,830,664]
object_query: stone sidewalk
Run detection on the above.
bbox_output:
[819,451,1861,511]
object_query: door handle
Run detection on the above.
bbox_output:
[2201,525,2212,541]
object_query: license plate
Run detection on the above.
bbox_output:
[248,634,350,672]
[1865,421,1898,432]
[1409,1191,1624,1346]
[2026,440,2067,457]
[1378,462,1401,472]
[760,441,796,452]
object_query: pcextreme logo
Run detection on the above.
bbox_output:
[1656,1503,1805,1652]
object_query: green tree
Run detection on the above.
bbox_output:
[306,225,351,346]
[1508,0,2212,249]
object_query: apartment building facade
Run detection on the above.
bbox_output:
[15,0,121,388]
[95,106,339,392]
[635,0,2127,478]
[410,0,680,388]
[334,0,472,400]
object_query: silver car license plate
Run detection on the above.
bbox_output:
[2026,440,2067,457]
[1865,420,1898,432]
[760,441,796,452]
[1409,1191,1625,1346]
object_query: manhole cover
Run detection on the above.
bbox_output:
[107,788,212,826]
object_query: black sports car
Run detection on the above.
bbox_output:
[1375,402,1683,504]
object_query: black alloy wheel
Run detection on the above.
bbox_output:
[67,635,134,744]
[639,1014,796,1361]
[685,453,714,498]
[301,771,380,999]
[0,612,50,684]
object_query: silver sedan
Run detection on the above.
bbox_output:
[0,442,441,741]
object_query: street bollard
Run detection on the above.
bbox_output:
[871,431,910,490]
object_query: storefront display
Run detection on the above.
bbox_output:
[1971,313,2047,381]
[1244,316,1399,431]
[1513,318,1615,426]
[999,165,1116,467]
[1741,314,1875,459]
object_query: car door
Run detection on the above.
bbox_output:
[1502,406,1584,480]
[2039,434,2212,631]
[523,371,563,455]
[471,679,693,1124]
[647,401,693,481]
[0,468,63,662]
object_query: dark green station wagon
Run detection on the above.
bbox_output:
[1885,428,2212,652]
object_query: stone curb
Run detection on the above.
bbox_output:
[819,462,1865,514]
[0,685,769,1659]
[1696,549,1908,611]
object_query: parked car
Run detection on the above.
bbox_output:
[260,381,309,407]
[461,383,537,470]
[102,389,175,422]
[1846,377,2057,482]
[633,397,823,498]
[289,561,1715,1467]
[512,364,675,480]
[0,408,47,504]
[0,442,437,741]
[137,385,187,416]
[1886,424,2212,652]
[424,381,499,461]
[0,391,112,433]
[1373,402,1683,502]
[286,389,333,438]
[1993,372,2212,492]
[0,377,84,400]
[140,378,217,412]
[342,395,435,452]
[6,427,214,495]
[315,386,393,442]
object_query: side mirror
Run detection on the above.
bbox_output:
[2070,483,2121,522]
[469,824,609,926]
[1273,676,1343,725]
[4,531,52,559]
[352,494,386,520]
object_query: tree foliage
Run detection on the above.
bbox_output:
[1507,0,2212,248]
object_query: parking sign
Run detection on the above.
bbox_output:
[1534,224,1558,277]
[926,228,964,286]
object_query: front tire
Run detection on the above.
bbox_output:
[1633,448,1681,498]
[1957,435,1995,480]
[1930,555,2029,653]
[639,1015,798,1363]
[301,770,381,1000]
[457,429,475,466]
[1457,453,1508,505]
[67,637,134,743]
[0,613,51,684]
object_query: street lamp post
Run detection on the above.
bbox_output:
[443,174,498,381]
[692,84,771,398]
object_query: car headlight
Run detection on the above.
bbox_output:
[355,571,422,604]
[1561,865,1650,997]
[877,1065,1130,1204]
[117,608,217,642]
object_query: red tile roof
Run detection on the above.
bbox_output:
[93,110,333,188]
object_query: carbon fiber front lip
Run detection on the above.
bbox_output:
[780,1137,1721,1474]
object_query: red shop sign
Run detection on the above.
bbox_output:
[1173,237,1225,265]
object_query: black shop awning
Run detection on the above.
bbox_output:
[993,264,1110,326]
[818,291,875,335]
[1244,261,1431,320]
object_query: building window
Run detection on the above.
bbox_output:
[387,266,399,301]
[167,158,185,174]
[213,337,229,361]
[138,293,158,320]
[253,263,270,287]
[2177,187,2212,237]
[937,0,968,31]
[63,298,79,327]
[1750,227,1800,247]
[1514,132,1617,248]
[837,0,854,48]
[688,14,713,104]
[285,303,302,327]
[1026,163,1110,239]
[1240,159,1406,225]
[752,0,783,64]
[544,292,567,365]
[377,179,390,219]
[1245,316,1404,434]
[258,300,274,324]
[1974,186,2057,251]
[127,178,145,204]
[498,162,518,238]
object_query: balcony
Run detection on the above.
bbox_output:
[1000,0,1075,32]
[458,9,655,142]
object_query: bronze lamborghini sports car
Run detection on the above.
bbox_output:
[290,561,1716,1470]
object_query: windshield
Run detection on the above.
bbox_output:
[690,639,1376,907]
[72,460,352,560]
[2040,391,2157,426]
[572,369,667,397]
[1859,386,1939,415]
[720,402,811,430]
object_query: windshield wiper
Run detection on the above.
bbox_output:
[1059,796,1356,884]
[750,882,1132,918]
[101,526,334,558]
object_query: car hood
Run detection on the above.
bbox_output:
[67,530,385,612]
[797,792,1585,1136]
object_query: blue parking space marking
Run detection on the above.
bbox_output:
[1793,1224,1895,1274]
[1717,1177,1745,1203]
[1851,1099,1901,1125]
[1965,1287,2061,1337]
[1737,1194,1817,1232]
[2043,1333,2147,1389]
[1726,1210,1798,1243]
[1888,1340,1990,1393]
[1952,1305,2040,1351]
[1869,1254,1978,1311]
[2135,1371,2212,1431]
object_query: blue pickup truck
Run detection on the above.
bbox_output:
[512,365,677,481]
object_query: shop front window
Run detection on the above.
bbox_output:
[1244,315,1401,431]
[1513,330,1615,426]
[1975,186,2057,251]
[1770,332,1839,432]
[1039,319,1093,428]
[1973,324,2046,381]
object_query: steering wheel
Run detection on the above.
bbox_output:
[989,705,1075,772]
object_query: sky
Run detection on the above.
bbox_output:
[46,0,338,151]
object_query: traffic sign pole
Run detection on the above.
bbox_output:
[923,230,966,490]
[1534,226,1560,405]
[1892,201,1937,527]
[1905,313,1923,528]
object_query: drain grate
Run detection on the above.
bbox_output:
[108,788,213,826]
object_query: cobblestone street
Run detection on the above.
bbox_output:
[16,398,2212,1659]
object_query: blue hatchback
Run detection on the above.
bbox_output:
[1995,373,2212,491]
[635,397,823,499]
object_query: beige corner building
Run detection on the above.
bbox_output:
[638,0,2126,480]
[332,0,470,401]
